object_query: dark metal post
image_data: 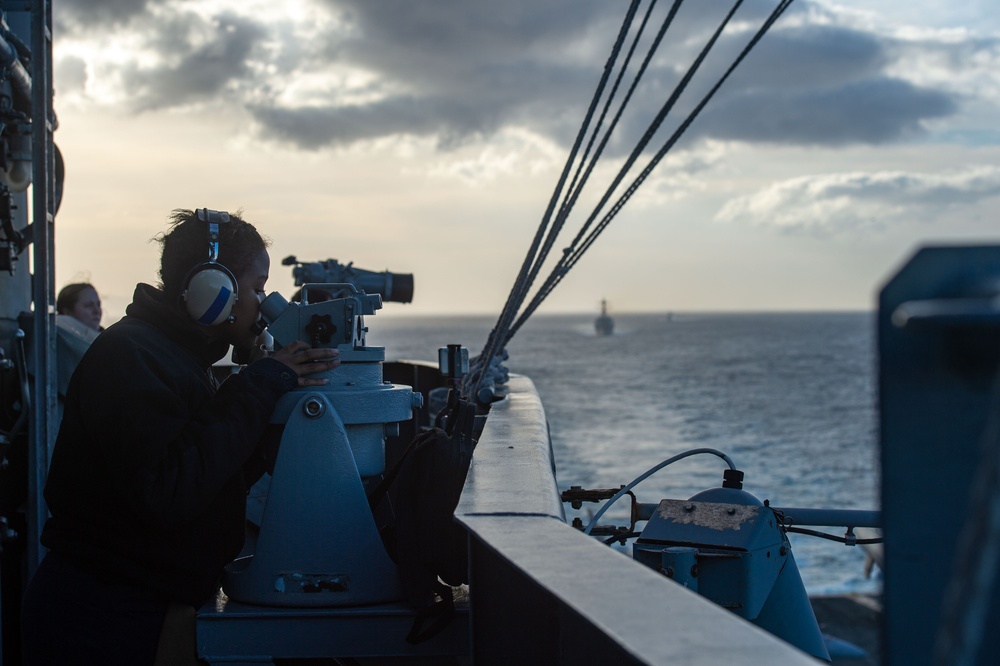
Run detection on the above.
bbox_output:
[880,246,1000,666]
[27,0,55,576]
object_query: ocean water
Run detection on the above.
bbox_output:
[367,311,882,596]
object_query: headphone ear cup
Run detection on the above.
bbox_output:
[183,266,238,325]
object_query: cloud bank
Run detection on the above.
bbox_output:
[715,165,1000,234]
[51,0,995,154]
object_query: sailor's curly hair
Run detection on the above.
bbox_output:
[154,208,270,302]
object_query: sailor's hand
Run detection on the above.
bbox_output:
[269,341,340,387]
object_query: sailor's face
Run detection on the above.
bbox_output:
[225,249,270,350]
[70,287,102,330]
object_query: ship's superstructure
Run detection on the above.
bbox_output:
[595,299,614,336]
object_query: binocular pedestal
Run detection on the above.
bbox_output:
[224,389,401,606]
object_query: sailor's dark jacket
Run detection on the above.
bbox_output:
[41,283,296,606]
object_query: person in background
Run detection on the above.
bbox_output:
[56,282,103,331]
[21,208,339,665]
[32,284,104,441]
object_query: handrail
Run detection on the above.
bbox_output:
[455,375,818,664]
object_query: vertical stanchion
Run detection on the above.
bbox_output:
[27,0,55,577]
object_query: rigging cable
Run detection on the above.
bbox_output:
[521,0,674,304]
[471,0,797,399]
[505,0,687,350]
[509,0,744,338]
[505,0,685,352]
[552,0,682,238]
[564,0,795,273]
[512,0,749,334]
[509,0,795,339]
[469,0,643,400]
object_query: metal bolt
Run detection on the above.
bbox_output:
[727,507,736,515]
[303,398,326,418]
[684,503,694,512]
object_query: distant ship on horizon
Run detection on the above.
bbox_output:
[595,299,614,336]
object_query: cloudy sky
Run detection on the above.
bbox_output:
[45,0,1000,322]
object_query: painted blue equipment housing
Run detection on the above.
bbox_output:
[222,286,423,608]
[634,485,830,661]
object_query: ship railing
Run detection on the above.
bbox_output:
[456,373,819,665]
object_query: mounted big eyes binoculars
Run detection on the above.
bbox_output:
[226,282,423,608]
[282,255,414,304]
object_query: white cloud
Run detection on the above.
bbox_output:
[418,128,560,186]
[627,140,732,209]
[886,33,1000,103]
[715,165,1000,235]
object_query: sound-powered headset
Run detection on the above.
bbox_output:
[182,208,239,326]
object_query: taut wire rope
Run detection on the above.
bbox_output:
[471,0,796,399]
